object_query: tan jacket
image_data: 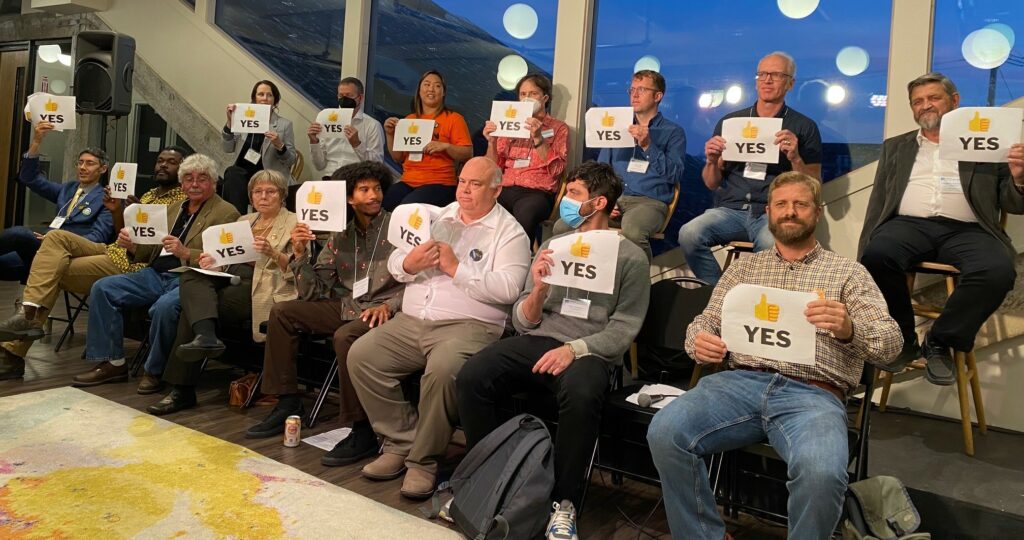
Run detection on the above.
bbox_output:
[243,209,298,341]
[133,194,241,266]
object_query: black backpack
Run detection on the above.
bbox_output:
[435,414,555,540]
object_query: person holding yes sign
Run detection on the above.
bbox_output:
[457,162,650,535]
[649,172,902,540]
[308,77,386,177]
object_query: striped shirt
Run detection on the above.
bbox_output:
[685,243,902,394]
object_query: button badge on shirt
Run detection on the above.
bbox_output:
[469,249,483,262]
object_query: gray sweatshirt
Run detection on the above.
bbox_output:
[512,233,651,364]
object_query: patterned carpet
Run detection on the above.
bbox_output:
[0,387,459,539]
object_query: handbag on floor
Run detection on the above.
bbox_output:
[228,373,259,407]
[842,475,930,540]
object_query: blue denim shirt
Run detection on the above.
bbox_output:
[596,112,686,204]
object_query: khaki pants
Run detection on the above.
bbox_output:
[3,230,119,358]
[347,313,502,474]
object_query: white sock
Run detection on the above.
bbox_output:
[108,358,126,367]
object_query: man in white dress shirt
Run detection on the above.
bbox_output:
[347,156,531,500]
[308,77,386,177]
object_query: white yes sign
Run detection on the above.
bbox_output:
[938,106,1024,163]
[109,163,137,200]
[296,181,348,232]
[720,284,818,366]
[542,230,620,294]
[721,117,783,164]
[231,103,271,134]
[202,220,258,267]
[123,204,168,245]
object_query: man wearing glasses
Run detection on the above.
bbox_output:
[70,154,239,389]
[679,51,823,285]
[0,122,113,285]
[556,69,685,261]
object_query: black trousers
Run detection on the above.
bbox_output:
[860,215,1016,352]
[221,165,254,216]
[163,265,252,385]
[456,335,611,505]
[498,186,554,245]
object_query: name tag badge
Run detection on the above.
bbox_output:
[244,148,261,164]
[49,216,67,229]
[407,152,423,162]
[743,162,768,181]
[939,175,963,193]
[626,158,649,174]
[353,277,369,299]
[513,158,531,169]
[541,128,555,139]
[560,298,591,319]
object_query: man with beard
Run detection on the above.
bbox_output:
[235,162,404,470]
[70,154,239,391]
[308,77,386,177]
[648,171,902,540]
[0,146,189,380]
[859,72,1024,384]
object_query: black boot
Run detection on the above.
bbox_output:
[321,421,379,466]
[245,395,304,438]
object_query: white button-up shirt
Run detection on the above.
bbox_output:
[898,130,978,223]
[310,109,386,176]
[387,201,531,327]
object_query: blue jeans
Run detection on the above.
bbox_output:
[647,370,849,540]
[0,226,43,282]
[86,268,182,374]
[677,207,774,285]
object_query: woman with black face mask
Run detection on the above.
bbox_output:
[307,77,386,179]
[221,79,298,214]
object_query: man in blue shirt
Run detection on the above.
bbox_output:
[0,121,113,282]
[553,70,686,260]
[678,52,822,285]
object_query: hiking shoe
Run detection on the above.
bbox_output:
[546,499,578,540]
[0,312,44,342]
[922,332,955,386]
[245,399,303,438]
[321,423,378,467]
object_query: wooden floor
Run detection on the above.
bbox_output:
[0,282,784,539]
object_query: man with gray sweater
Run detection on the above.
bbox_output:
[457,162,650,540]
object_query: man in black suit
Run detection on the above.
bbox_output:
[859,72,1024,385]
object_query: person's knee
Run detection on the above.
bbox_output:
[149,295,180,320]
[423,352,467,389]
[455,354,491,401]
[346,334,374,378]
[647,408,690,458]
[753,223,775,251]
[333,320,365,352]
[790,451,848,496]
[858,241,897,272]
[974,259,1016,293]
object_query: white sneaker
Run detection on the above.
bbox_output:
[546,499,578,540]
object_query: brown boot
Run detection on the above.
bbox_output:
[0,349,26,380]
[361,452,407,480]
[137,372,163,395]
[400,467,436,500]
[72,361,129,387]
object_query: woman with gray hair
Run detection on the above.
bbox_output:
[147,169,298,415]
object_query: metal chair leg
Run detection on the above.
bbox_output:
[54,293,88,352]
[305,357,339,428]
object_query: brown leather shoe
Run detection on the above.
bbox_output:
[361,452,406,481]
[72,361,129,387]
[400,467,436,500]
[137,372,163,395]
[0,350,25,380]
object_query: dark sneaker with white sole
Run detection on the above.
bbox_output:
[321,423,379,467]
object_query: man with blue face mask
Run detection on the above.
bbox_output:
[308,77,386,178]
[458,162,651,540]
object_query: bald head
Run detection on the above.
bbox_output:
[456,157,503,222]
[461,156,503,187]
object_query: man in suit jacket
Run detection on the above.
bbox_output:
[73,154,240,391]
[859,72,1024,385]
[0,121,113,282]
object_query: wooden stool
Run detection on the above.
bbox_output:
[875,262,987,456]
[722,241,755,272]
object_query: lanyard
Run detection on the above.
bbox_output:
[354,222,384,285]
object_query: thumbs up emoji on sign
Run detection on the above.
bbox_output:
[44,98,58,112]
[968,111,990,132]
[244,107,256,118]
[505,105,518,119]
[408,208,423,229]
[601,111,615,127]
[307,185,323,205]
[570,235,591,258]
[408,123,419,135]
[741,121,759,139]
[754,294,780,322]
[116,167,125,179]
[135,208,149,224]
[327,110,339,122]
[219,228,234,244]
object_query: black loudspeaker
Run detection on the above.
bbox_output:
[73,31,135,116]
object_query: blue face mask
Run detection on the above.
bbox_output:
[559,196,597,229]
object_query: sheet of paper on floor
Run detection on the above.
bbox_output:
[303,427,352,451]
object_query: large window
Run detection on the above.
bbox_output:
[366,0,558,157]
[215,0,345,108]
[932,1,1022,107]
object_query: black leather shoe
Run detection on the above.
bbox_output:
[147,387,198,416]
[177,336,225,364]
[922,332,955,386]
[321,423,379,466]
[878,336,921,373]
[0,350,26,381]
[246,400,303,439]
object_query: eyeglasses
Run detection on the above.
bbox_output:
[251,188,280,197]
[182,176,213,186]
[76,160,100,167]
[627,87,659,96]
[755,71,793,81]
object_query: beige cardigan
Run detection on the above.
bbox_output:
[242,209,298,342]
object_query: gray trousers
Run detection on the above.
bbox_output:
[553,195,667,260]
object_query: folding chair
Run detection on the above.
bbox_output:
[47,291,88,352]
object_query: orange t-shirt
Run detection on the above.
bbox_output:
[400,110,472,188]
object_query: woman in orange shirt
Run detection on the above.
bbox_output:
[382,70,473,211]
[483,74,569,243]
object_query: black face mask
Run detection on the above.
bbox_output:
[338,96,358,109]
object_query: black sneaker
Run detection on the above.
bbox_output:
[922,332,955,386]
[878,336,921,373]
[245,400,303,438]
[321,423,379,467]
